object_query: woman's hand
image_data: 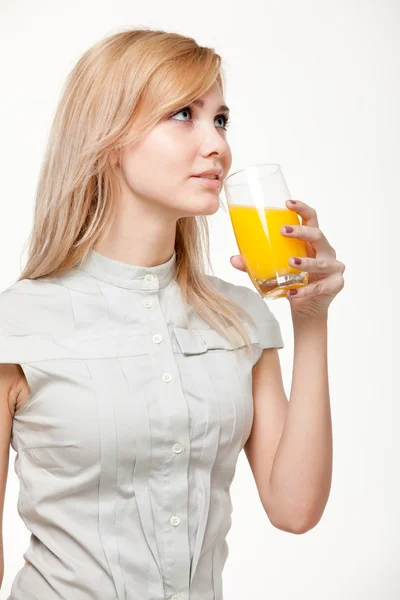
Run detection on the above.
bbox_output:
[230,199,346,320]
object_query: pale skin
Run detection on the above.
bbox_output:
[0,82,346,585]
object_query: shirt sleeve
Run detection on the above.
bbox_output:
[0,278,74,364]
[0,282,26,363]
[242,286,284,350]
[206,275,284,351]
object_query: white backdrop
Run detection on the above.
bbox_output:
[0,1,398,598]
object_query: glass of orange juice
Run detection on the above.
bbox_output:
[224,163,309,300]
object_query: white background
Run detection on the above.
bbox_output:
[0,1,399,598]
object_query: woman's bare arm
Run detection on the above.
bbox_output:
[0,364,20,587]
[246,315,332,533]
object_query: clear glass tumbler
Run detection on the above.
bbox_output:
[224,163,309,300]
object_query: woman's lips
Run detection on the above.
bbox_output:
[190,176,221,189]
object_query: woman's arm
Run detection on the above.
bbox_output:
[270,314,332,530]
[0,364,20,587]
[245,313,332,534]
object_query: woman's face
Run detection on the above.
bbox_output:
[115,81,232,219]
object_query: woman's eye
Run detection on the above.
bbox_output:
[170,107,229,129]
[172,109,191,122]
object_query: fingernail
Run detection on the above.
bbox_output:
[294,258,302,265]
[289,289,298,296]
[284,226,294,233]
[289,200,297,204]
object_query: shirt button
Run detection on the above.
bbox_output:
[170,515,180,527]
[152,334,162,344]
[162,373,172,383]
[144,274,154,284]
[143,299,153,309]
[172,443,184,454]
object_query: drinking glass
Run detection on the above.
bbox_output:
[224,163,309,300]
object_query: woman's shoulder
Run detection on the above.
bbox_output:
[204,273,278,323]
[0,277,75,337]
[204,274,284,349]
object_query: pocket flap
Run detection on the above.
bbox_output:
[173,325,259,355]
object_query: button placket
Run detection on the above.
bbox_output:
[141,282,190,597]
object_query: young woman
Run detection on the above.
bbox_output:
[0,27,345,600]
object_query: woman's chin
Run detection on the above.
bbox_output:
[187,195,221,216]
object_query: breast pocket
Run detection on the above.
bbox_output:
[172,324,260,354]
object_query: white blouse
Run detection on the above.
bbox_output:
[0,248,284,600]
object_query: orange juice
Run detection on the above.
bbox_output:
[228,205,309,298]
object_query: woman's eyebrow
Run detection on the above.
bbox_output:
[191,98,230,114]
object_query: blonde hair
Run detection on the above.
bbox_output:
[18,27,255,350]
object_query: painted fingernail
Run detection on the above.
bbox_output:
[284,226,294,233]
[289,200,297,204]
[289,289,298,296]
[293,258,302,265]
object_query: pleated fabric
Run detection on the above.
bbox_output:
[0,248,284,600]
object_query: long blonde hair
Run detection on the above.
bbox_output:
[18,27,255,350]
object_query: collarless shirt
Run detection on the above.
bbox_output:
[0,248,284,600]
